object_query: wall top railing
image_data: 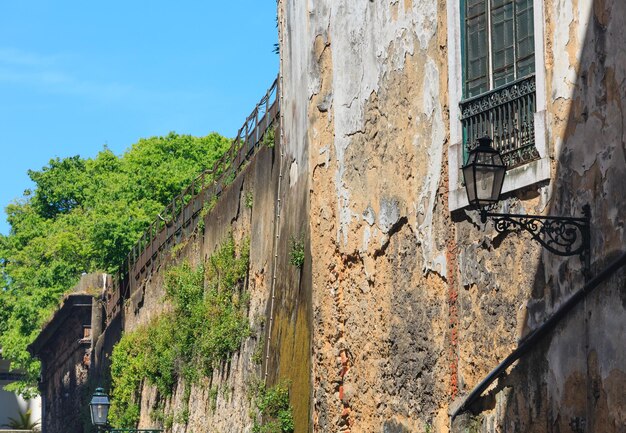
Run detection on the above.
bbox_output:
[106,76,279,320]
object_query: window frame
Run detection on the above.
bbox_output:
[447,0,550,211]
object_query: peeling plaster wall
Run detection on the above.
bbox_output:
[281,0,453,431]
[93,0,625,431]
[282,0,625,432]
[454,0,626,432]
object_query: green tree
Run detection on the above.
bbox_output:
[0,132,230,396]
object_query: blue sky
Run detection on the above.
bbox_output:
[0,1,278,235]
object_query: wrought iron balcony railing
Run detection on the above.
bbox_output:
[460,74,539,168]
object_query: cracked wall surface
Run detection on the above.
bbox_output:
[93,1,625,432]
[281,0,625,432]
[281,0,453,431]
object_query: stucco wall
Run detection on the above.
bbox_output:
[280,0,625,432]
[280,0,453,431]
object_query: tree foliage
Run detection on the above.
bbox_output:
[0,132,230,396]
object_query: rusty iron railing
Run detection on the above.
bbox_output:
[106,77,279,321]
[460,74,539,168]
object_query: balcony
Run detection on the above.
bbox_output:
[460,75,539,168]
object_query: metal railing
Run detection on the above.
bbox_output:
[452,250,626,420]
[460,74,539,168]
[106,77,279,320]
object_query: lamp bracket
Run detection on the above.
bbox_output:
[480,205,591,262]
[108,430,163,433]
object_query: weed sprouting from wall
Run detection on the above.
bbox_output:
[262,127,275,148]
[197,196,218,232]
[466,415,483,433]
[245,190,254,209]
[252,342,264,365]
[250,380,294,433]
[288,235,305,268]
[108,235,250,428]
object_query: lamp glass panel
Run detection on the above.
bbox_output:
[491,164,506,200]
[475,164,498,201]
[463,165,477,204]
[93,404,108,425]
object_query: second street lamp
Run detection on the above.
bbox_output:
[89,388,162,433]
[89,388,111,429]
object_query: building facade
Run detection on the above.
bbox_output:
[27,274,110,433]
[29,1,626,432]
[277,0,625,431]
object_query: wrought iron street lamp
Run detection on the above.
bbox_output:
[462,136,591,270]
[89,388,162,433]
[89,387,111,428]
[462,136,507,210]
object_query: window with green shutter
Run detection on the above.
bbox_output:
[460,0,539,168]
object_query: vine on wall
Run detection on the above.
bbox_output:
[109,236,250,428]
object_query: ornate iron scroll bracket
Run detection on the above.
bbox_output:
[103,428,163,433]
[480,205,591,274]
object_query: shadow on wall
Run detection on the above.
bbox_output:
[465,1,626,431]
[0,384,41,428]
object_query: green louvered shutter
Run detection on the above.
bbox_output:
[464,0,489,97]
[491,0,516,87]
[515,0,535,77]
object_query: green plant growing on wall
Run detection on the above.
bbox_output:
[262,126,275,148]
[174,408,190,425]
[197,196,218,232]
[245,190,254,209]
[108,329,147,428]
[251,381,294,433]
[288,235,305,269]
[209,386,219,411]
[149,401,173,430]
[224,170,237,186]
[466,415,483,433]
[108,235,250,428]
[252,341,264,365]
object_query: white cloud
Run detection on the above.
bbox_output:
[0,47,60,66]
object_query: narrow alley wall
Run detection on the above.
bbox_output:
[451,1,626,431]
[280,0,625,432]
[280,0,454,431]
[92,119,312,433]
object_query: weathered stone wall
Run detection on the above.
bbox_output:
[461,1,626,431]
[116,128,312,433]
[281,0,625,432]
[35,298,93,433]
[452,1,626,432]
[86,1,625,432]
[116,148,272,433]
